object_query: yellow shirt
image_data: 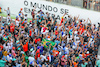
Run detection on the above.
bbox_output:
[3,51,7,56]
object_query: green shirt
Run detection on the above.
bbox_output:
[0,60,6,67]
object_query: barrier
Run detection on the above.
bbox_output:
[0,0,100,26]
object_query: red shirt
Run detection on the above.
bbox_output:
[0,45,3,50]
[10,26,15,32]
[55,30,58,35]
[35,49,40,60]
[35,39,38,44]
[29,30,32,36]
[23,42,28,52]
[85,53,90,58]
[61,18,64,23]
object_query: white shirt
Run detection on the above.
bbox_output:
[0,34,2,37]
[16,20,19,26]
[28,57,35,66]
[7,55,12,61]
[40,55,48,62]
[41,27,48,34]
[7,16,11,23]
[31,50,35,56]
[7,42,13,49]
[24,16,28,20]
[35,28,38,35]
[3,44,9,52]
[1,30,4,35]
[65,47,69,54]
[7,10,10,15]
[18,17,21,21]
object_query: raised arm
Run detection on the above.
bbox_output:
[62,12,68,17]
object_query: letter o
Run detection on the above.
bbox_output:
[53,7,58,12]
[24,0,28,6]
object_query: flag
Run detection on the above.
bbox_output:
[42,39,56,50]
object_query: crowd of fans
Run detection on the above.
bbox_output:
[0,7,100,67]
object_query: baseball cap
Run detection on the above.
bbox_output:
[20,8,23,10]
[16,16,18,18]
[19,13,21,16]
[30,20,32,22]
[12,47,15,50]
[9,54,12,57]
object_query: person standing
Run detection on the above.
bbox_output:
[0,57,6,67]
[19,8,24,20]
[4,7,10,15]
[31,7,36,20]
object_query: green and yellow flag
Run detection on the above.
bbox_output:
[42,39,56,50]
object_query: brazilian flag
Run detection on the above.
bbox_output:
[42,39,56,50]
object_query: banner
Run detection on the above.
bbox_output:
[0,0,100,26]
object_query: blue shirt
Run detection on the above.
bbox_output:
[54,40,60,45]
[0,51,2,57]
[37,46,43,53]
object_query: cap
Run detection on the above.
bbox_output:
[19,13,21,16]
[20,8,23,10]
[1,27,4,29]
[12,47,15,50]
[9,54,12,57]
[48,36,50,38]
[16,16,18,18]
[56,38,59,40]
[21,26,24,28]
[30,20,32,22]
[24,21,27,23]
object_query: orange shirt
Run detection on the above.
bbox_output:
[73,62,78,67]
[52,50,59,57]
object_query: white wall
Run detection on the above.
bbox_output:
[0,0,100,26]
